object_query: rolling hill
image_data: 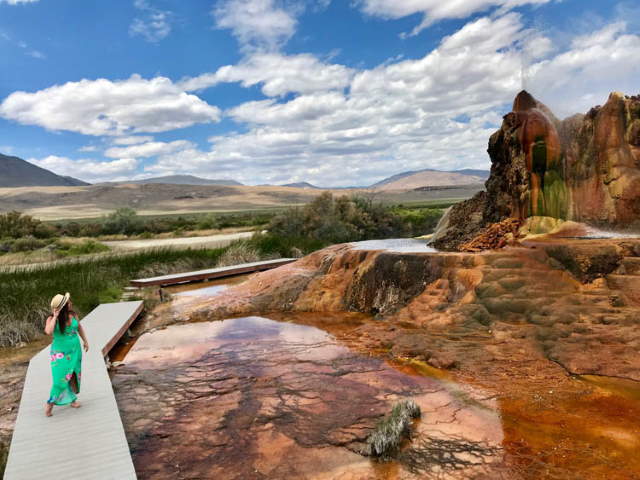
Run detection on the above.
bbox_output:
[371,168,488,191]
[104,175,243,186]
[0,153,89,187]
[281,182,319,189]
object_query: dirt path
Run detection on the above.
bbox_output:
[102,231,254,250]
[0,231,256,273]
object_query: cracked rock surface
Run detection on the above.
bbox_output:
[113,315,503,479]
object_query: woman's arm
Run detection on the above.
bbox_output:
[77,323,89,352]
[44,310,58,335]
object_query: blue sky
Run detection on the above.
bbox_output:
[1,0,638,186]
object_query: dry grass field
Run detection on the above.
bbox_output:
[0,183,482,221]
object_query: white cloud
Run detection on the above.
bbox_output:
[129,0,173,43]
[78,145,99,152]
[358,0,554,35]
[0,75,221,136]
[28,156,138,183]
[144,14,640,187]
[0,0,39,4]
[524,21,640,116]
[26,49,45,59]
[213,0,298,51]
[0,31,45,59]
[112,135,155,145]
[179,52,354,96]
[104,140,193,159]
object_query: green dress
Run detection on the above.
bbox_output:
[47,316,82,405]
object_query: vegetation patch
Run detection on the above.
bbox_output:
[366,400,421,460]
[269,192,444,245]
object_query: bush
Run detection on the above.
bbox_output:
[248,232,326,258]
[55,239,110,256]
[268,192,441,245]
[10,236,48,253]
[102,207,140,235]
[217,242,261,267]
[0,211,54,239]
[367,400,421,460]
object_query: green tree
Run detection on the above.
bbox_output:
[102,208,140,235]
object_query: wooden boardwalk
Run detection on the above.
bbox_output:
[130,258,296,287]
[4,301,143,480]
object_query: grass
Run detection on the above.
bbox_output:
[367,400,421,460]
[0,233,324,348]
[0,238,111,266]
[45,207,290,226]
[0,247,229,347]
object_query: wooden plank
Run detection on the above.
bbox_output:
[4,301,143,480]
[100,302,144,357]
[130,258,296,287]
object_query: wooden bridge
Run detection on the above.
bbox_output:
[4,301,143,480]
[129,258,296,287]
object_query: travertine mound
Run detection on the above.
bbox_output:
[434,91,640,251]
[158,238,640,381]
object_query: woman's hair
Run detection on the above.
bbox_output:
[57,302,71,334]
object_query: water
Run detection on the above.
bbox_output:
[111,279,640,479]
[350,239,437,253]
[166,274,250,297]
[113,316,503,479]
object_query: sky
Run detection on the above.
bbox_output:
[0,0,639,187]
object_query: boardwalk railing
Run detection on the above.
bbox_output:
[130,258,296,287]
[4,301,143,480]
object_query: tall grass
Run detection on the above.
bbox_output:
[0,247,228,347]
[0,232,327,348]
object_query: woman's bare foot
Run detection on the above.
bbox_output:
[45,403,53,417]
[70,401,81,408]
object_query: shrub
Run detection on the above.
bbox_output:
[248,232,326,257]
[268,193,364,243]
[0,211,53,239]
[217,242,261,267]
[196,213,219,230]
[102,207,141,235]
[9,236,48,253]
[55,239,110,256]
[367,400,421,460]
[268,192,439,244]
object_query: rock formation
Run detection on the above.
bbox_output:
[433,91,640,251]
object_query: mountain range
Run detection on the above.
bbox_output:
[371,168,488,191]
[0,153,89,187]
[100,175,243,186]
[0,152,488,191]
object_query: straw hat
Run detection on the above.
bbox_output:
[50,292,70,312]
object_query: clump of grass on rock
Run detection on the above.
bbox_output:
[216,242,262,267]
[367,400,421,460]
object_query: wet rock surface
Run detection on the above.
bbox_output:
[113,316,503,479]
[166,238,640,381]
[118,236,640,478]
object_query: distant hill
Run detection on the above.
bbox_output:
[108,175,243,186]
[371,168,488,191]
[0,153,89,187]
[454,169,490,179]
[281,182,319,189]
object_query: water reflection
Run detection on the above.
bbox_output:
[114,316,503,479]
[165,274,249,297]
[112,308,640,479]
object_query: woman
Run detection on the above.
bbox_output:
[44,293,89,417]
